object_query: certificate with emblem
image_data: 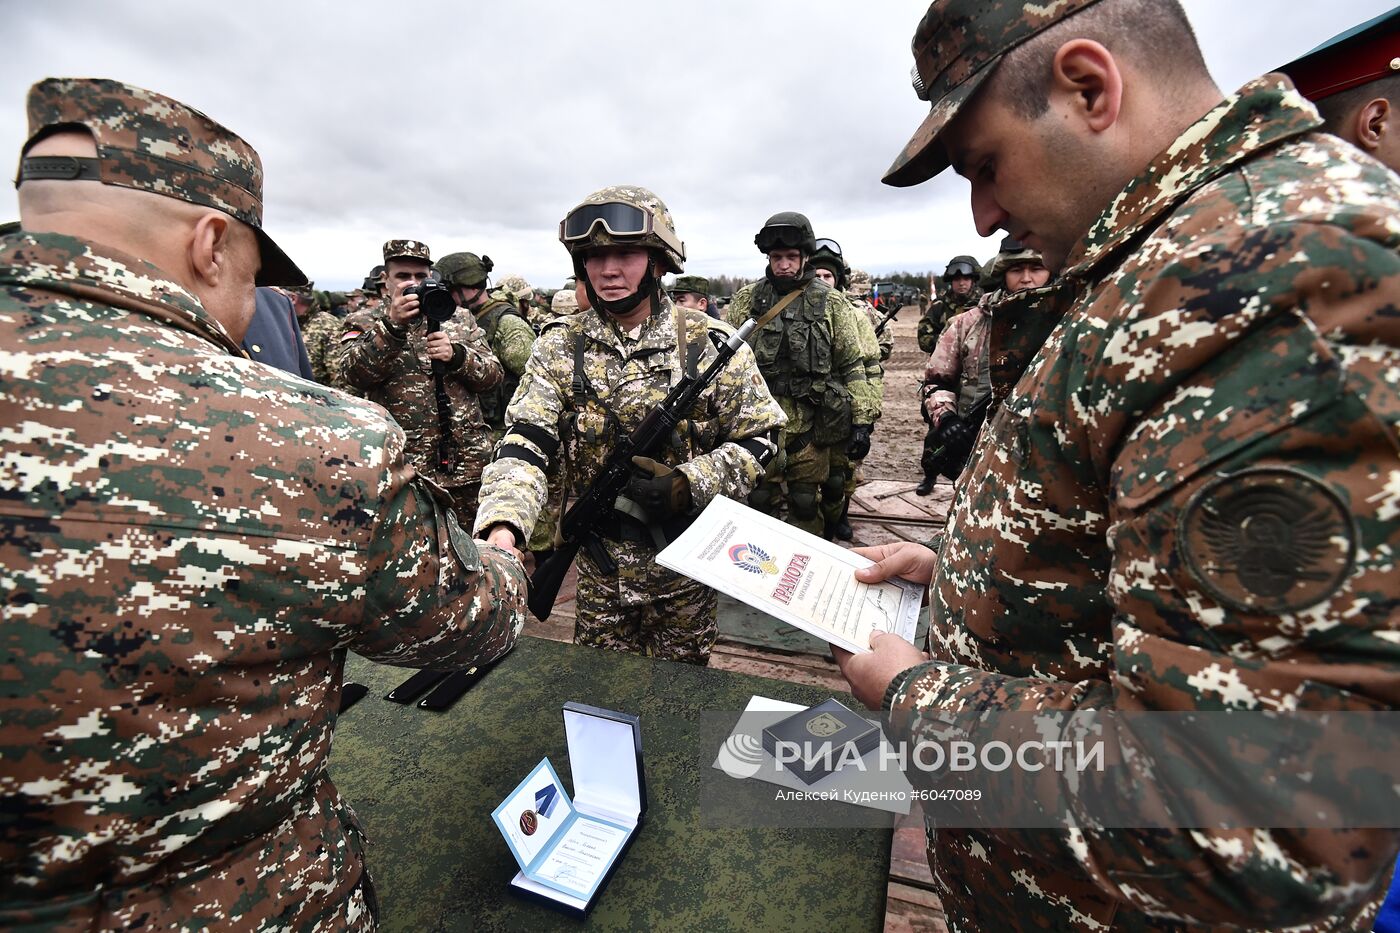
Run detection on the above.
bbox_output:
[656,496,921,654]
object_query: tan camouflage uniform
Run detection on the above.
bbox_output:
[725,278,874,536]
[886,75,1400,931]
[476,299,785,664]
[0,78,525,932]
[341,291,502,527]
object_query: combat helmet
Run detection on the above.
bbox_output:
[754,211,816,254]
[848,269,873,297]
[493,274,534,303]
[560,184,685,316]
[559,185,686,274]
[436,252,494,289]
[807,237,849,290]
[942,254,981,280]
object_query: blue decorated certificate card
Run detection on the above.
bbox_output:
[491,758,631,903]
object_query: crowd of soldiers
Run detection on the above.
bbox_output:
[2,0,1398,930]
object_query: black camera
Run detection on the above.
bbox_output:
[403,277,457,325]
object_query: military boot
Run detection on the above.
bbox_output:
[833,502,854,541]
[916,474,936,496]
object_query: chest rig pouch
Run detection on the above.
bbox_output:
[747,283,850,446]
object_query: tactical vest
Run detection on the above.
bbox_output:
[476,298,525,427]
[746,280,835,403]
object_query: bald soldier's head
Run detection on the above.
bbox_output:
[19,130,263,341]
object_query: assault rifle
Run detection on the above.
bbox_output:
[527,318,757,620]
[923,391,993,480]
[873,303,900,336]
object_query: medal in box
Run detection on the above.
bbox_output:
[491,702,646,916]
[761,697,882,785]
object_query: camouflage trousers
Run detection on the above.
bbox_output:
[823,443,854,531]
[575,539,718,665]
[747,435,829,536]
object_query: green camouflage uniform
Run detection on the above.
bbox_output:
[341,299,502,526]
[826,293,885,531]
[475,299,785,664]
[299,307,345,388]
[916,277,980,354]
[725,276,874,536]
[0,76,526,930]
[472,295,536,434]
[886,76,1400,931]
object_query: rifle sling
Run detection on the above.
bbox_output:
[744,287,806,345]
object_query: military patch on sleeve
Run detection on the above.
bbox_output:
[1177,467,1356,613]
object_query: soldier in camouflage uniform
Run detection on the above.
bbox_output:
[1280,9,1400,175]
[920,236,1050,480]
[491,273,546,334]
[725,213,876,537]
[477,185,784,665]
[916,254,986,494]
[435,252,536,439]
[0,77,525,932]
[837,1,1400,930]
[849,268,894,362]
[341,240,503,526]
[808,240,883,541]
[670,274,718,319]
[290,282,348,387]
[916,254,980,354]
[342,263,385,316]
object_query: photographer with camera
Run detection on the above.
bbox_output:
[342,239,503,525]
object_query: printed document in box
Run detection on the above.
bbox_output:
[656,496,921,654]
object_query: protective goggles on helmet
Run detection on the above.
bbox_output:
[755,224,809,251]
[944,261,978,279]
[559,200,684,259]
[812,238,842,256]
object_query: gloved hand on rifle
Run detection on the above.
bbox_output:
[847,424,872,461]
[625,456,692,521]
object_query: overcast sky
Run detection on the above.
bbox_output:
[3,0,1394,290]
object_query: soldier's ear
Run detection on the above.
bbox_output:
[1354,98,1388,153]
[188,211,235,287]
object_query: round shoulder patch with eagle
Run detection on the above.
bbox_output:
[1177,467,1357,614]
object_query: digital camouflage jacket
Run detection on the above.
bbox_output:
[0,232,527,930]
[341,301,502,489]
[885,77,1400,931]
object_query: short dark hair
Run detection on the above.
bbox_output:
[1313,74,1398,136]
[988,0,1208,119]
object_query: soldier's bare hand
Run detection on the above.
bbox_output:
[833,630,930,710]
[425,331,455,361]
[853,542,937,587]
[388,284,420,326]
[483,526,524,563]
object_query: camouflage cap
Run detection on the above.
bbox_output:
[987,235,1044,278]
[18,77,307,286]
[883,0,1105,187]
[383,239,431,264]
[670,274,710,297]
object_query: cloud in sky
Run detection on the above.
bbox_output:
[3,0,1391,289]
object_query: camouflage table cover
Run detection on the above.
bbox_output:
[331,636,891,931]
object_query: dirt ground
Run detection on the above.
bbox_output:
[863,306,928,483]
